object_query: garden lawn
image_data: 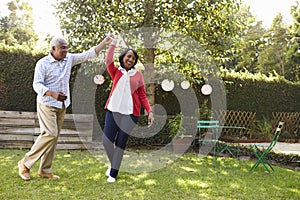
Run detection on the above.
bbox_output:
[0,149,299,200]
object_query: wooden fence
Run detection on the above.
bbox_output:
[272,112,300,133]
[0,110,93,150]
[214,110,256,140]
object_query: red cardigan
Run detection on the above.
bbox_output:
[104,45,152,116]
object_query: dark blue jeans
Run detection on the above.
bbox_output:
[102,111,139,178]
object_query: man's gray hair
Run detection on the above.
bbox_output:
[50,37,67,52]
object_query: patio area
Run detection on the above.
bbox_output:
[240,142,300,155]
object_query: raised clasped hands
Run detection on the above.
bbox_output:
[103,34,113,44]
[104,33,117,46]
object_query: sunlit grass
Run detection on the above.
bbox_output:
[0,149,299,200]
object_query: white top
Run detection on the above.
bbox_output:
[107,67,137,114]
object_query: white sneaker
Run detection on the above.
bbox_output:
[107,176,116,183]
[105,166,111,177]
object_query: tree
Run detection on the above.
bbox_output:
[0,0,38,49]
[286,2,300,81]
[55,0,247,105]
[256,14,289,77]
[230,5,266,72]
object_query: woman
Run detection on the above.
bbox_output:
[102,37,154,183]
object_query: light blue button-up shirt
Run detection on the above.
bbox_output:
[33,47,97,109]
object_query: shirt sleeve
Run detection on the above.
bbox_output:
[32,60,49,96]
[105,45,117,79]
[138,73,152,113]
[71,47,97,66]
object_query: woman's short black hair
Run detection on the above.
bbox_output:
[118,48,139,69]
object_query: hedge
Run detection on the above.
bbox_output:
[1,48,300,142]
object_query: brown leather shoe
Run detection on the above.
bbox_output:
[18,159,30,181]
[38,173,60,179]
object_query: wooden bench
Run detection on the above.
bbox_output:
[0,110,93,150]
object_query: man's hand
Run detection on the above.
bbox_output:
[46,91,67,102]
[104,34,114,45]
[94,34,115,54]
[55,92,67,102]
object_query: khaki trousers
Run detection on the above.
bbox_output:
[23,103,66,174]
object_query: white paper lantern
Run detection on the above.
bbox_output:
[180,80,190,89]
[161,79,174,92]
[94,75,105,85]
[201,84,212,95]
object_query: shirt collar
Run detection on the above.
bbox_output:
[118,66,136,76]
[49,53,68,63]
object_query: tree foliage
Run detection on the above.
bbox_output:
[55,0,248,105]
[257,14,289,76]
[286,2,300,81]
[230,5,265,73]
[0,0,38,49]
[55,0,247,68]
[230,2,300,82]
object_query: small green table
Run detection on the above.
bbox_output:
[197,120,246,158]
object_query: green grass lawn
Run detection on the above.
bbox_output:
[1,149,299,200]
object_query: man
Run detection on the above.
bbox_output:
[18,35,112,180]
